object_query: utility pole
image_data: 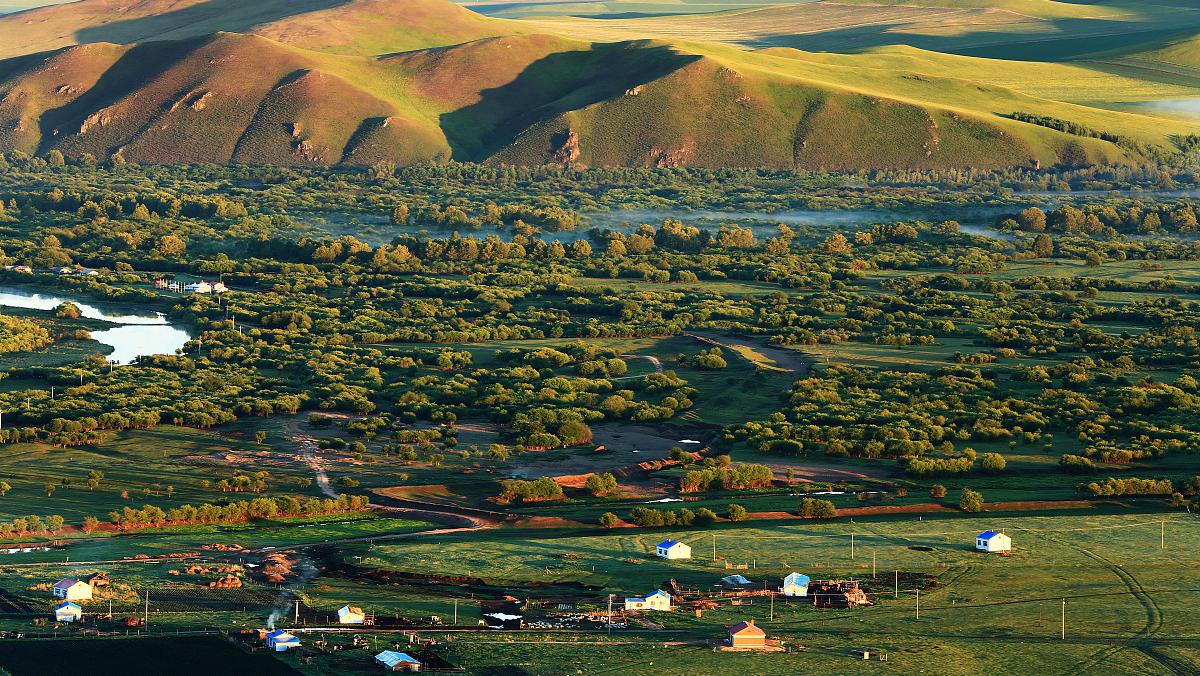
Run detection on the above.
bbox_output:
[1061,599,1066,640]
[143,588,149,626]
[872,551,876,578]
[1161,521,1165,549]
[294,599,300,623]
[607,594,613,635]
[453,599,458,625]
[851,532,855,559]
[712,533,717,561]
[915,588,919,620]
[769,592,775,620]
[894,570,899,599]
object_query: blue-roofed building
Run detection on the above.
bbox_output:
[624,589,672,611]
[374,650,422,671]
[976,530,1011,552]
[655,539,691,559]
[780,572,810,597]
[265,629,302,652]
[54,601,82,622]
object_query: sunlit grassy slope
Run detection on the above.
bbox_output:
[0,0,1195,168]
[0,28,1165,169]
[517,0,1200,60]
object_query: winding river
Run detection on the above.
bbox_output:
[0,286,192,364]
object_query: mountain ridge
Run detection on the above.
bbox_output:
[0,0,1193,168]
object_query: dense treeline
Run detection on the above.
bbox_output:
[105,494,369,530]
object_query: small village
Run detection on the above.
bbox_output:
[15,530,1017,671]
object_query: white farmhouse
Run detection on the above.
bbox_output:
[780,572,810,597]
[338,604,365,624]
[624,589,672,611]
[52,578,93,602]
[656,539,691,560]
[54,601,82,622]
[976,530,1011,553]
[265,629,301,652]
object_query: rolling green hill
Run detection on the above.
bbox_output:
[0,0,1195,168]
[0,0,514,59]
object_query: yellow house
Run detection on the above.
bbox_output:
[656,539,691,560]
[624,589,672,611]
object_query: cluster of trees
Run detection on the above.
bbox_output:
[626,505,718,527]
[998,202,1199,236]
[797,498,837,518]
[584,472,618,496]
[679,463,774,493]
[0,314,52,353]
[496,477,564,503]
[0,513,66,538]
[102,494,368,531]
[1083,477,1174,497]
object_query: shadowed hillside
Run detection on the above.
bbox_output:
[0,0,1194,168]
[0,0,513,59]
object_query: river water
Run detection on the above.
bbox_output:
[0,286,192,364]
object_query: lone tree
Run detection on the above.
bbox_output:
[929,484,947,499]
[959,488,984,513]
[727,504,747,522]
[598,512,619,529]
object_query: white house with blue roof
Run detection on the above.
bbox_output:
[265,629,302,651]
[656,539,691,559]
[976,530,1011,553]
[624,589,672,611]
[54,601,82,622]
[375,650,422,671]
[780,572,810,596]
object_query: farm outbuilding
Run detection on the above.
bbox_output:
[375,651,421,672]
[976,531,1011,553]
[721,574,752,588]
[811,580,871,609]
[656,539,691,559]
[52,578,92,602]
[338,605,365,624]
[780,572,810,597]
[727,619,766,648]
[624,589,672,611]
[54,601,82,622]
[265,629,301,652]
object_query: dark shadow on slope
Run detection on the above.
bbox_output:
[438,42,697,161]
[747,16,1200,62]
[73,0,352,46]
[36,37,207,155]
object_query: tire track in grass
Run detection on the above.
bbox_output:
[1014,525,1175,675]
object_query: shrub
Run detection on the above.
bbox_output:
[797,498,838,519]
[1059,454,1096,474]
[929,484,947,499]
[599,512,619,528]
[585,472,618,496]
[959,488,984,512]
[727,504,747,521]
[979,453,1007,474]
